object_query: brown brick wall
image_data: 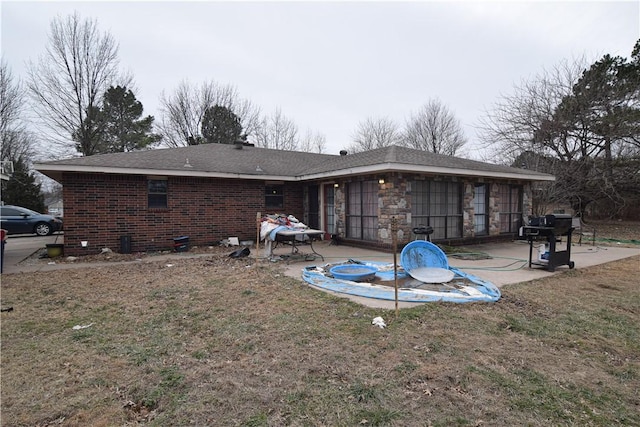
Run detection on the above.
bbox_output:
[61,173,303,256]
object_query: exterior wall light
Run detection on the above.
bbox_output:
[378,179,385,184]
[334,183,339,188]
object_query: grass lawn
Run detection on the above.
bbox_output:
[1,245,639,425]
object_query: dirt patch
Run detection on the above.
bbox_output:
[22,219,639,269]
[20,243,242,267]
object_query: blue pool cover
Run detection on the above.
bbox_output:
[400,240,449,271]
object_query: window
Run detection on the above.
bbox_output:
[498,184,522,233]
[473,184,489,235]
[346,180,378,241]
[325,184,336,235]
[265,185,283,210]
[0,207,22,216]
[148,178,168,209]
[411,180,462,240]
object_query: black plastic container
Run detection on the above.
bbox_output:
[120,235,132,254]
[172,236,190,252]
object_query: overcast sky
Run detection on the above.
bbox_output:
[2,1,639,158]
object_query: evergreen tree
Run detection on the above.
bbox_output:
[201,105,244,144]
[71,86,160,154]
[101,85,160,152]
[1,158,45,212]
[72,105,107,155]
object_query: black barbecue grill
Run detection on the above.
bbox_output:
[412,225,434,242]
[521,214,575,272]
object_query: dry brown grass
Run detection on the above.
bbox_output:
[1,222,639,426]
[582,219,640,245]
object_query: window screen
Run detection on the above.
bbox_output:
[346,180,379,241]
[411,180,462,240]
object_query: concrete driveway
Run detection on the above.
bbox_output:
[1,233,63,274]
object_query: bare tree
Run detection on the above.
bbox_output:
[476,58,589,216]
[254,108,299,151]
[299,129,327,153]
[404,99,467,156]
[477,58,586,165]
[158,81,207,147]
[1,59,35,163]
[26,12,125,156]
[348,116,402,153]
[477,47,640,218]
[158,80,261,147]
[0,59,22,136]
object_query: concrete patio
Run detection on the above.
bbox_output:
[271,239,640,309]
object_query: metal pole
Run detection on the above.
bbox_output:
[391,217,398,317]
[256,212,261,253]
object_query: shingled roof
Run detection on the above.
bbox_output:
[35,144,554,182]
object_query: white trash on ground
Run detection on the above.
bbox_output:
[371,316,386,329]
[72,323,94,330]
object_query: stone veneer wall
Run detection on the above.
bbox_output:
[489,182,501,235]
[333,186,346,239]
[463,181,475,237]
[378,174,411,245]
[331,173,532,248]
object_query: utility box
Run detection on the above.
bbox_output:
[120,235,132,254]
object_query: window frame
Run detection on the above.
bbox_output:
[265,184,284,211]
[498,184,523,233]
[147,177,168,209]
[345,180,379,241]
[473,183,489,236]
[411,179,463,240]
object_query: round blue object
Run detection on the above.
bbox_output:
[400,240,449,273]
[329,264,378,281]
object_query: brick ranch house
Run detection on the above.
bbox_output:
[35,144,554,257]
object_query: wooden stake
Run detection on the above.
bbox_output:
[256,212,261,252]
[391,217,399,317]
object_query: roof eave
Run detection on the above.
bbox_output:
[299,163,556,181]
[33,164,299,183]
[34,162,555,184]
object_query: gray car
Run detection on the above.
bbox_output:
[0,205,63,236]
